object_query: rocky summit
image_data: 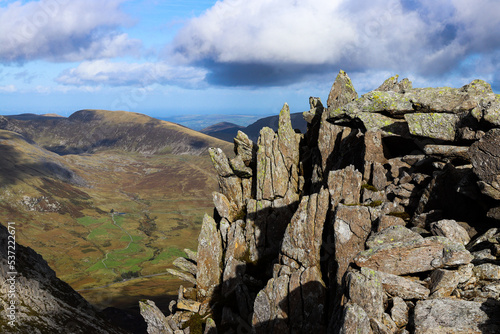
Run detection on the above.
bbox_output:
[144,71,500,333]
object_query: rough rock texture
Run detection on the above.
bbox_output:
[355,236,473,275]
[469,129,500,200]
[414,299,500,334]
[148,72,500,334]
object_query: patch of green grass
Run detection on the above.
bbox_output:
[120,234,143,242]
[151,247,186,264]
[87,261,106,272]
[77,216,106,227]
[102,222,120,230]
[87,228,109,240]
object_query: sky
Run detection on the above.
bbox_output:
[1,0,500,121]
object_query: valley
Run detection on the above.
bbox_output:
[0,110,232,314]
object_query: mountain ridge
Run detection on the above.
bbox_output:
[1,109,232,156]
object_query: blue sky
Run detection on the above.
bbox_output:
[1,0,499,121]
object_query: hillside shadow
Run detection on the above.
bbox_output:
[0,141,24,186]
[0,139,83,187]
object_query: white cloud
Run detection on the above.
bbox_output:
[169,0,500,88]
[0,84,16,92]
[0,0,141,62]
[56,60,207,88]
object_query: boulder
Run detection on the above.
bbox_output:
[429,269,460,297]
[374,270,430,300]
[355,236,473,275]
[430,219,471,245]
[328,165,363,207]
[405,113,460,141]
[366,225,423,249]
[469,129,500,200]
[338,302,373,334]
[473,263,500,280]
[390,297,408,328]
[344,268,385,320]
[414,298,500,334]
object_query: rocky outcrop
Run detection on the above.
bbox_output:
[149,71,500,333]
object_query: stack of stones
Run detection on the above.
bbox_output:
[141,71,500,334]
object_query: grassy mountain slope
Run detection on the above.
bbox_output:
[3,109,231,155]
[0,110,232,313]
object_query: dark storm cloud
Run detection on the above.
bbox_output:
[169,0,500,88]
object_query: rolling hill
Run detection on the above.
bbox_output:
[0,110,232,315]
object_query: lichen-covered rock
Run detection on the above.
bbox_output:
[329,90,413,118]
[233,130,255,165]
[469,129,500,200]
[326,70,358,110]
[328,165,363,207]
[337,302,373,334]
[430,219,471,245]
[281,188,329,268]
[376,214,406,232]
[173,257,197,276]
[256,104,300,202]
[373,270,430,300]
[405,113,460,141]
[196,214,223,298]
[333,204,373,286]
[483,95,500,126]
[366,225,423,249]
[229,155,253,178]
[429,269,460,297]
[355,236,473,275]
[212,192,239,222]
[390,296,408,328]
[209,147,244,209]
[139,300,173,334]
[473,263,500,280]
[414,298,500,334]
[344,268,384,320]
[374,75,412,93]
[423,144,470,160]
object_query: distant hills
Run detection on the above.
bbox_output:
[1,109,231,155]
[201,111,308,142]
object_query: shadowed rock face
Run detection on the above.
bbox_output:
[142,72,500,334]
